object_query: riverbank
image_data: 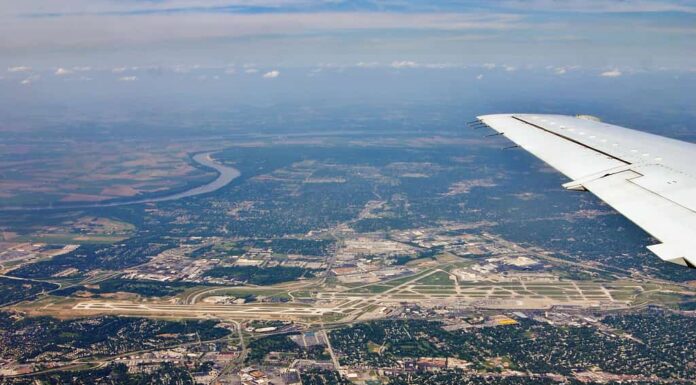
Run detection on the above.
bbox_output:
[0,152,240,211]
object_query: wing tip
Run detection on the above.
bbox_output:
[476,113,514,121]
[647,243,696,269]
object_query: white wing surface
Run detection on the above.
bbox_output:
[477,114,696,268]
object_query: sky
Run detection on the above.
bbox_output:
[1,0,695,136]
[1,0,695,72]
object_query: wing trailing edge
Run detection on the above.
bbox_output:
[477,113,696,268]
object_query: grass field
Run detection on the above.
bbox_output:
[414,271,455,286]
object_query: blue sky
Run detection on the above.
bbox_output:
[1,1,695,137]
[1,0,695,75]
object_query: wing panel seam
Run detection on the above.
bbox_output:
[511,116,631,165]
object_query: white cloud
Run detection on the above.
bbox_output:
[391,60,419,69]
[20,74,40,85]
[118,75,137,81]
[352,61,462,70]
[501,0,696,14]
[423,63,461,69]
[171,65,192,73]
[355,61,379,68]
[244,68,259,74]
[54,67,73,76]
[549,65,580,75]
[72,66,91,71]
[23,0,672,19]
[503,65,516,72]
[0,4,691,71]
[113,65,151,73]
[262,70,280,78]
[0,12,527,52]
[224,67,236,74]
[482,63,496,70]
[600,69,622,77]
[8,66,31,72]
[476,74,484,80]
[196,74,219,81]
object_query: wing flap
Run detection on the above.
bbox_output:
[583,170,696,267]
[629,164,696,213]
[477,113,696,268]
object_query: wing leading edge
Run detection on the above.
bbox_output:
[477,113,696,268]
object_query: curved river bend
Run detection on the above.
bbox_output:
[0,152,240,211]
[137,152,240,204]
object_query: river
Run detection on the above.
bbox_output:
[0,152,240,211]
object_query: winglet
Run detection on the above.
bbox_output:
[647,243,696,268]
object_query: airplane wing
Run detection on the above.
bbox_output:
[476,113,696,268]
